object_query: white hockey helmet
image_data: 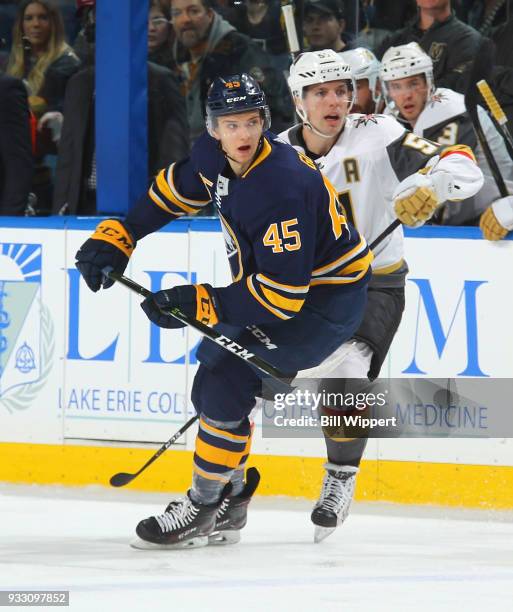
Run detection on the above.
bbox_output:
[288,49,355,126]
[339,47,381,105]
[380,42,435,103]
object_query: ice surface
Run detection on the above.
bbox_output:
[1,484,513,611]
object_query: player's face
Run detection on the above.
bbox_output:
[23,2,51,52]
[171,0,213,49]
[387,75,428,123]
[352,78,376,115]
[302,80,353,136]
[214,111,264,169]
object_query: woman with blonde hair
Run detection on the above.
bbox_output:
[7,0,81,214]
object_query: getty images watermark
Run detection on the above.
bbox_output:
[271,386,397,430]
[260,378,513,439]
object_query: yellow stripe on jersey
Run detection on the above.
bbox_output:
[323,175,347,240]
[247,276,290,320]
[312,236,368,277]
[256,274,310,293]
[261,286,305,312]
[311,248,373,286]
[241,138,272,178]
[149,184,185,216]
[166,165,211,208]
[154,169,203,215]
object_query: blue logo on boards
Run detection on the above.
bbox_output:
[403,278,488,377]
[0,243,54,412]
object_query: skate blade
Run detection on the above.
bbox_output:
[208,529,241,546]
[130,535,208,550]
[314,526,336,543]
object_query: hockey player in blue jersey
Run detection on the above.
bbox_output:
[75,73,373,549]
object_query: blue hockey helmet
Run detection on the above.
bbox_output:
[206,73,271,134]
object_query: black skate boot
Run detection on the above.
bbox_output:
[132,485,231,550]
[311,463,358,543]
[208,467,260,545]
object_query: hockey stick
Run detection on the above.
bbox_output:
[281,0,301,62]
[109,415,198,487]
[105,271,291,383]
[369,219,401,250]
[106,271,292,486]
[476,79,513,161]
[464,40,509,198]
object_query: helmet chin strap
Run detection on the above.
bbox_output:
[299,107,344,140]
[217,136,264,168]
[297,100,349,140]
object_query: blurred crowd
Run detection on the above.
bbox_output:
[0,0,512,234]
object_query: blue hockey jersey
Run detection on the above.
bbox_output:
[125,132,373,327]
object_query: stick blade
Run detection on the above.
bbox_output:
[109,472,135,487]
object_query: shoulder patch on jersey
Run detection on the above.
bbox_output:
[350,113,392,129]
[428,91,449,108]
[352,114,380,128]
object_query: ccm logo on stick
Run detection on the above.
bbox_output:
[215,335,255,360]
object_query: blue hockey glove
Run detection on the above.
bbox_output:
[75,219,135,292]
[141,284,220,329]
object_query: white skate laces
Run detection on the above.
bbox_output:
[155,498,200,533]
[312,463,359,543]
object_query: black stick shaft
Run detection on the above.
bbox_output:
[109,415,198,486]
[369,218,401,250]
[107,271,289,382]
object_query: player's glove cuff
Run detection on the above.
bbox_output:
[141,284,221,329]
[75,219,135,292]
[491,195,513,231]
[480,205,510,241]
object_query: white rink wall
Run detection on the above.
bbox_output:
[0,218,512,505]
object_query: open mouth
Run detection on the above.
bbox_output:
[324,114,341,124]
[238,145,251,153]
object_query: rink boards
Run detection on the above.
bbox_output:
[0,217,513,508]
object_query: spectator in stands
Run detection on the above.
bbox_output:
[380,42,513,233]
[377,0,483,94]
[0,0,17,72]
[228,0,289,73]
[169,0,293,142]
[0,73,34,215]
[6,0,81,214]
[7,1,81,111]
[148,0,174,68]
[303,0,355,52]
[52,0,190,215]
[455,0,511,36]
[356,0,417,52]
[73,0,95,65]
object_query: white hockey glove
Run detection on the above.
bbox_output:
[480,195,513,241]
[393,170,456,228]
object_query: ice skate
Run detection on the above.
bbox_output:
[311,463,358,543]
[208,467,261,545]
[131,487,230,550]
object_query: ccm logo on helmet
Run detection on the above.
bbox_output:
[226,96,247,103]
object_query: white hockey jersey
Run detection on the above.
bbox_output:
[280,113,482,279]
[386,88,513,223]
